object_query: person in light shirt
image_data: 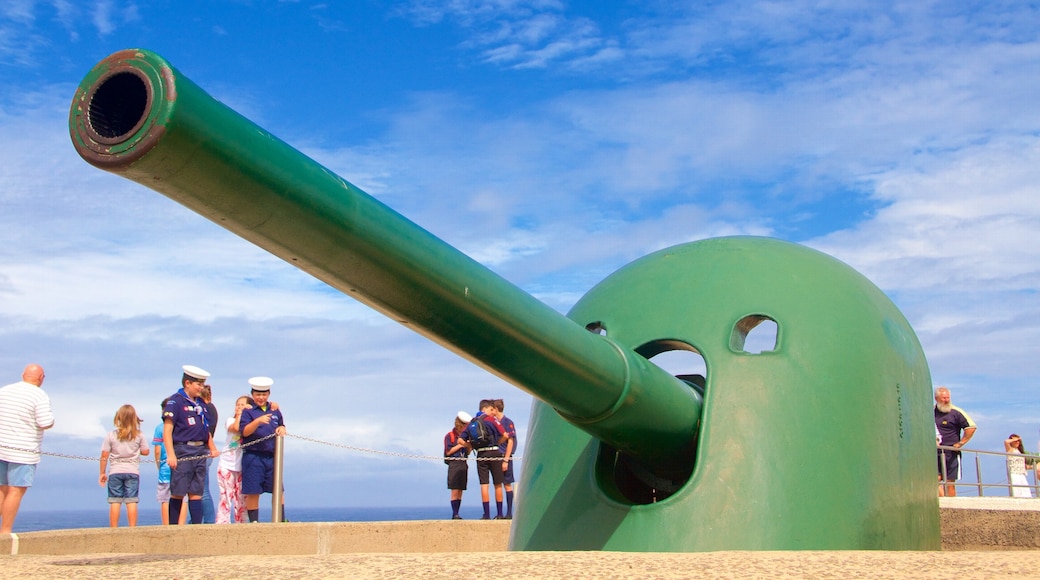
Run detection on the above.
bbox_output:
[0,364,54,533]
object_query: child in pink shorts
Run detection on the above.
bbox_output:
[216,396,250,523]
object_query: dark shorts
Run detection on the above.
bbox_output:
[447,460,468,490]
[503,460,515,485]
[476,450,504,486]
[938,449,961,482]
[170,444,209,497]
[242,452,275,495]
[107,473,140,503]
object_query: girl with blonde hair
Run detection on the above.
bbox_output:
[99,404,150,527]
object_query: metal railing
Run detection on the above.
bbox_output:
[937,444,1038,497]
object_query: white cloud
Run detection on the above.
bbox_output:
[812,137,1040,293]
[1,0,34,22]
[91,0,115,36]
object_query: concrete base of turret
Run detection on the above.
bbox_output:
[1,499,1036,556]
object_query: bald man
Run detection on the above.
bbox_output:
[0,364,55,533]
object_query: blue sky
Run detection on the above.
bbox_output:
[2,1,1039,516]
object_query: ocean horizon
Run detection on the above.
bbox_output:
[14,504,494,533]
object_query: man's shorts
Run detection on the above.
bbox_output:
[937,449,961,482]
[170,445,209,497]
[107,473,140,503]
[502,460,515,485]
[157,482,171,503]
[447,460,468,490]
[242,453,275,495]
[0,460,36,487]
[476,451,505,486]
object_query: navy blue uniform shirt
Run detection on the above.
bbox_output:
[240,404,284,455]
[163,390,210,444]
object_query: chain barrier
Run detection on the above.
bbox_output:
[0,432,518,466]
[284,433,518,462]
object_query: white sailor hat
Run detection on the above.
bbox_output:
[457,411,472,423]
[248,376,274,392]
[182,365,210,380]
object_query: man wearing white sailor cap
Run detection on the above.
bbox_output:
[162,365,220,524]
[240,376,287,522]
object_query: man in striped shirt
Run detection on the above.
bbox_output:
[0,364,54,533]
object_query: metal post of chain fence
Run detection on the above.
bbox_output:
[272,434,285,523]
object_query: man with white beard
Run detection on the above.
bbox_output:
[934,386,976,497]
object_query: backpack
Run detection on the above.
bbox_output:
[467,417,499,449]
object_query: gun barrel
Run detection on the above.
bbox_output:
[69,49,702,468]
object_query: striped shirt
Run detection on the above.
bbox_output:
[0,381,55,464]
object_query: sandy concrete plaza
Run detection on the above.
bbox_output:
[1,549,1037,579]
[2,498,1039,579]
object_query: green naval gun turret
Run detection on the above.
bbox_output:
[69,49,939,551]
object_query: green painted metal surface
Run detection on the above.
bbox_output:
[68,49,700,473]
[512,238,939,550]
[69,49,939,551]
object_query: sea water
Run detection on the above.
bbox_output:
[14,504,493,533]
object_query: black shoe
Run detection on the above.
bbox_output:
[452,515,463,520]
[502,515,512,520]
[480,515,491,520]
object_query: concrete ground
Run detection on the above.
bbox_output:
[0,550,1037,579]
[0,498,1036,578]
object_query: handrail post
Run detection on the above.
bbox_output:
[1027,461,1035,498]
[272,435,285,522]
[1007,457,1014,497]
[939,445,948,494]
[975,452,983,496]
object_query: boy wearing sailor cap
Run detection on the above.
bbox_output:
[240,376,287,522]
[162,365,220,525]
[444,411,473,519]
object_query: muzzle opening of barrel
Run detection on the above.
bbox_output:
[85,70,151,145]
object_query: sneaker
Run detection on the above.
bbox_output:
[480,515,491,520]
[501,515,512,520]
[452,515,463,520]
[494,515,505,520]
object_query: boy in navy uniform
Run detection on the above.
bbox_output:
[240,376,286,522]
[162,365,219,524]
[469,399,507,520]
[492,399,517,519]
[444,411,472,519]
